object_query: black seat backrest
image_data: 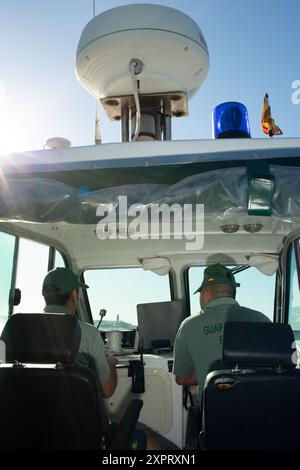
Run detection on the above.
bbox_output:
[0,366,106,449]
[0,313,110,450]
[202,321,300,450]
[1,313,81,363]
[223,321,296,368]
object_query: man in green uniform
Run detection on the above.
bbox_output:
[173,264,270,400]
[42,268,171,450]
[42,267,118,398]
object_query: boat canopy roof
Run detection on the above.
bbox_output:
[0,138,300,223]
[0,138,299,269]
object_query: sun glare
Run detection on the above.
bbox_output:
[0,81,16,153]
[0,119,16,154]
[0,80,36,154]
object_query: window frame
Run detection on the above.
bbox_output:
[182,266,191,319]
[8,235,19,317]
[0,228,69,317]
[285,239,300,326]
[273,231,300,325]
[184,263,276,320]
[0,232,19,319]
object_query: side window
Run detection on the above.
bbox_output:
[288,241,300,340]
[0,235,67,325]
[188,266,275,320]
[84,268,171,328]
[54,250,66,268]
[0,232,16,333]
[14,239,49,313]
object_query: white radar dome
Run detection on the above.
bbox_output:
[76,4,209,101]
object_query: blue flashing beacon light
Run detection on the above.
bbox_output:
[212,102,251,139]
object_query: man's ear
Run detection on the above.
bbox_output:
[70,288,78,303]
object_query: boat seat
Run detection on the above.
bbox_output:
[0,313,142,450]
[201,321,300,450]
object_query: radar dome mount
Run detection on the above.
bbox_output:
[76,4,209,142]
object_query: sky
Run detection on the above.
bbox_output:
[0,0,299,153]
[0,0,299,329]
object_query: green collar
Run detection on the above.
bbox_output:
[204,297,238,313]
[44,305,72,315]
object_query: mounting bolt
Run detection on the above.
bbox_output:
[130,58,143,75]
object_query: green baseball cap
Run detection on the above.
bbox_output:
[42,268,89,296]
[194,263,240,294]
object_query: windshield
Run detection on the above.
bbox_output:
[188,266,275,320]
[84,268,171,329]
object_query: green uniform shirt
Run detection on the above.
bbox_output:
[44,305,111,383]
[173,297,271,399]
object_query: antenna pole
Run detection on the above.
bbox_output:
[95,105,102,145]
[121,106,130,142]
[92,1,101,145]
[163,103,172,141]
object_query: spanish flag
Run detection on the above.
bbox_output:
[261,93,282,137]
